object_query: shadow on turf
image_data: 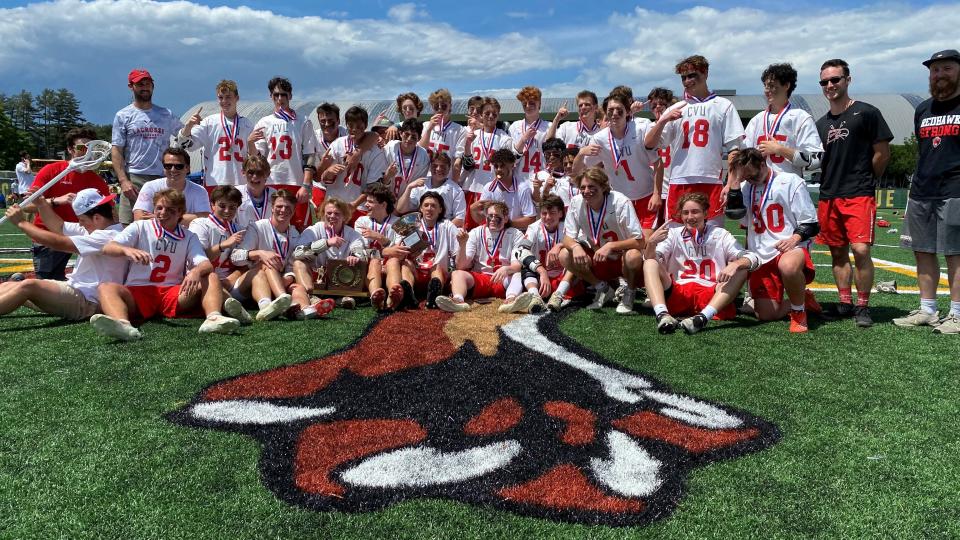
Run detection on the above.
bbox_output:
[0,315,75,332]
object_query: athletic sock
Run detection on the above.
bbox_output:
[452,294,465,303]
[838,287,853,304]
[207,311,221,319]
[653,304,668,316]
[920,298,938,315]
[258,298,271,309]
[856,291,870,307]
[700,305,718,320]
[791,303,805,312]
[950,301,960,317]
[556,281,571,297]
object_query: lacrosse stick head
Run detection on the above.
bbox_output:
[70,140,112,171]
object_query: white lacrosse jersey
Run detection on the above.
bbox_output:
[230,218,302,273]
[313,125,348,155]
[744,105,823,176]
[461,128,514,193]
[740,171,818,264]
[464,225,523,274]
[411,219,459,271]
[564,191,642,254]
[658,96,745,184]
[509,118,552,175]
[299,223,365,265]
[655,224,743,287]
[190,113,254,186]
[584,121,659,200]
[236,185,276,229]
[421,120,467,162]
[409,178,467,222]
[556,120,601,150]
[134,178,212,216]
[478,177,536,224]
[384,141,431,198]
[64,223,126,303]
[353,214,398,252]
[253,112,319,186]
[113,219,208,287]
[188,215,243,279]
[543,173,580,208]
[321,136,388,203]
[525,218,565,278]
[658,146,673,198]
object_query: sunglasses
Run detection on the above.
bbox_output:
[681,72,700,81]
[485,214,504,221]
[544,150,563,158]
[163,163,186,170]
[272,92,289,98]
[819,76,846,87]
[74,144,88,152]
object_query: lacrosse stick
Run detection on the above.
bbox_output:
[0,140,112,226]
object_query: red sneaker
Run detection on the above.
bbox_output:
[310,298,336,317]
[789,309,808,333]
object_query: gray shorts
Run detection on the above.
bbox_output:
[900,198,960,256]
[119,173,162,224]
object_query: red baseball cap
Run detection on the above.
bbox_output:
[128,69,153,84]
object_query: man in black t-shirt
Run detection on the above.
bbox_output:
[815,58,893,327]
[894,49,960,335]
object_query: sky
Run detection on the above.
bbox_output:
[0,0,950,124]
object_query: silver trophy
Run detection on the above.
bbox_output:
[392,212,429,256]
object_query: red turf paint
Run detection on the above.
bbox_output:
[543,401,596,445]
[464,397,524,436]
[498,464,645,514]
[612,411,759,454]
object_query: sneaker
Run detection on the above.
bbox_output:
[308,298,336,318]
[680,313,708,335]
[893,309,940,328]
[529,294,546,314]
[256,294,291,321]
[615,288,637,315]
[853,305,873,327]
[789,310,808,333]
[933,313,960,334]
[223,297,253,325]
[586,285,614,311]
[739,294,756,316]
[426,277,442,309]
[499,292,536,314]
[436,295,470,313]
[656,312,678,334]
[370,288,387,311]
[90,314,142,341]
[199,314,241,335]
[339,296,356,309]
[613,281,627,303]
[803,290,823,315]
[835,302,855,318]
[547,291,564,312]
[400,280,418,309]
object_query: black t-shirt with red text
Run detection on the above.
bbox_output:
[912,93,960,200]
[816,101,893,200]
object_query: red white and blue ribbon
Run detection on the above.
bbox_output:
[522,118,542,154]
[750,170,775,228]
[372,215,391,237]
[488,177,516,192]
[420,219,437,248]
[271,224,289,260]
[684,91,717,103]
[481,226,506,264]
[478,129,495,167]
[608,130,624,172]
[541,222,560,251]
[152,219,185,242]
[683,224,708,255]
[587,195,608,247]
[209,213,238,235]
[247,186,270,221]
[274,107,296,122]
[436,117,451,134]
[577,120,597,135]
[763,103,791,140]
[220,112,241,146]
[396,146,418,187]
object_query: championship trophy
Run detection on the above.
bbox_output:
[392,212,428,256]
[315,260,368,296]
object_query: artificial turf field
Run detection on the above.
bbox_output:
[1,210,958,539]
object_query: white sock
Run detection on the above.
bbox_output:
[950,301,960,317]
[258,298,271,309]
[791,303,804,312]
[556,281,570,296]
[302,306,317,317]
[453,294,464,303]
[505,274,524,298]
[700,305,717,320]
[920,298,938,315]
[207,311,221,319]
[653,304,668,316]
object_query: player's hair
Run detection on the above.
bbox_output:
[428,89,452,110]
[162,147,190,167]
[565,146,580,158]
[210,185,243,206]
[243,154,270,177]
[729,147,765,171]
[267,77,292,94]
[270,189,297,207]
[490,148,516,165]
[83,201,114,221]
[154,188,186,213]
[579,166,611,195]
[516,86,542,103]
[676,55,709,74]
[480,97,501,114]
[602,93,630,113]
[323,197,353,220]
[431,151,452,167]
[676,192,710,214]
[364,183,396,214]
[762,63,798,97]
[419,191,447,222]
[316,102,340,119]
[483,200,510,222]
[344,106,368,127]
[399,118,422,134]
[467,95,484,111]
[647,87,675,103]
[216,79,238,97]
[609,85,634,104]
[65,127,96,150]
[396,92,424,116]
[576,90,598,105]
[542,137,565,155]
[539,194,565,214]
[820,58,850,77]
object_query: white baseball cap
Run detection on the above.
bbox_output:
[72,188,117,216]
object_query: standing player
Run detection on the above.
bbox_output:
[546,91,602,150]
[133,148,210,225]
[183,80,254,191]
[531,138,579,209]
[318,106,388,223]
[249,77,319,231]
[475,149,537,230]
[644,55,745,224]
[419,88,467,182]
[384,119,430,198]
[510,86,551,175]
[815,58,893,326]
[460,98,514,228]
[14,152,33,204]
[92,189,240,341]
[647,88,677,225]
[397,152,467,227]
[560,167,646,314]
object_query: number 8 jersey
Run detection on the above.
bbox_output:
[659,96,744,185]
[113,219,209,287]
[740,171,818,264]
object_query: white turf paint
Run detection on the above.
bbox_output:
[190,400,335,424]
[340,440,522,488]
[643,390,743,429]
[590,431,662,498]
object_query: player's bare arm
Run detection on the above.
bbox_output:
[872,140,891,178]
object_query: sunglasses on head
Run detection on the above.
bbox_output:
[163,163,186,170]
[819,76,845,87]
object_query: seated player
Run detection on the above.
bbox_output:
[435,201,526,312]
[522,195,580,311]
[383,119,430,199]
[531,137,578,209]
[231,190,331,321]
[187,185,253,324]
[560,167,645,314]
[472,149,536,231]
[351,185,398,311]
[396,152,466,227]
[1,190,125,320]
[236,154,276,229]
[133,147,210,226]
[296,198,367,309]
[729,148,822,333]
[92,189,240,341]
[643,193,759,335]
[318,106,387,224]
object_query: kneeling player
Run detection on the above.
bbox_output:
[92,189,240,341]
[296,198,368,309]
[522,194,579,311]
[560,167,645,314]
[730,148,821,333]
[643,193,759,334]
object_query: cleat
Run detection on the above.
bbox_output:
[426,277,442,309]
[835,302,855,318]
[803,289,823,314]
[893,309,940,328]
[400,280,418,309]
[90,314,142,341]
[499,291,536,314]
[613,281,627,303]
[308,298,336,318]
[547,291,565,312]
[223,297,252,325]
[199,314,241,335]
[435,295,470,313]
[789,310,808,333]
[339,296,356,310]
[256,294,291,321]
[285,304,305,320]
[724,188,747,219]
[586,285,614,311]
[615,288,637,315]
[680,313,708,335]
[528,294,546,314]
[656,312,678,334]
[388,284,404,309]
[370,288,387,311]
[933,314,960,334]
[739,293,756,316]
[853,305,873,327]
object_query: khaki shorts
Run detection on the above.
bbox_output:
[119,173,162,224]
[45,281,99,320]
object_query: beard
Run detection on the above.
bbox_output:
[930,73,960,100]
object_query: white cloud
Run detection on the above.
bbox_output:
[179,37,202,46]
[505,11,531,19]
[387,3,425,23]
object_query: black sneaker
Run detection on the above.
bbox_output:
[426,277,442,309]
[854,305,873,327]
[680,313,708,335]
[400,280,418,309]
[835,302,855,318]
[724,188,747,220]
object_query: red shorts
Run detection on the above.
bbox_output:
[271,185,315,232]
[630,194,657,230]
[816,196,875,246]
[749,249,816,301]
[468,271,506,299]
[667,183,724,222]
[586,251,624,282]
[464,191,483,230]
[666,281,735,320]
[128,285,200,320]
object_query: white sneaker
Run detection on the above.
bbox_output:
[223,297,252,325]
[199,314,241,335]
[90,314,142,342]
[586,285,614,311]
[892,309,940,328]
[547,291,564,312]
[616,288,637,315]
[740,294,756,316]
[500,292,536,314]
[933,313,960,334]
[528,294,547,314]
[436,295,471,313]
[613,280,627,303]
[339,296,356,309]
[256,294,292,321]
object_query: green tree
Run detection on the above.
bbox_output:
[0,102,33,169]
[884,134,918,189]
[35,88,58,158]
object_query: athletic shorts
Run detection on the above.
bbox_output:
[749,249,815,301]
[901,198,960,256]
[464,191,483,230]
[128,284,199,320]
[630,194,658,230]
[468,271,506,299]
[45,281,99,320]
[667,183,724,222]
[582,248,624,283]
[665,280,735,320]
[816,196,875,246]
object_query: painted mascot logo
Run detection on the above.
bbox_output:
[168,305,780,527]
